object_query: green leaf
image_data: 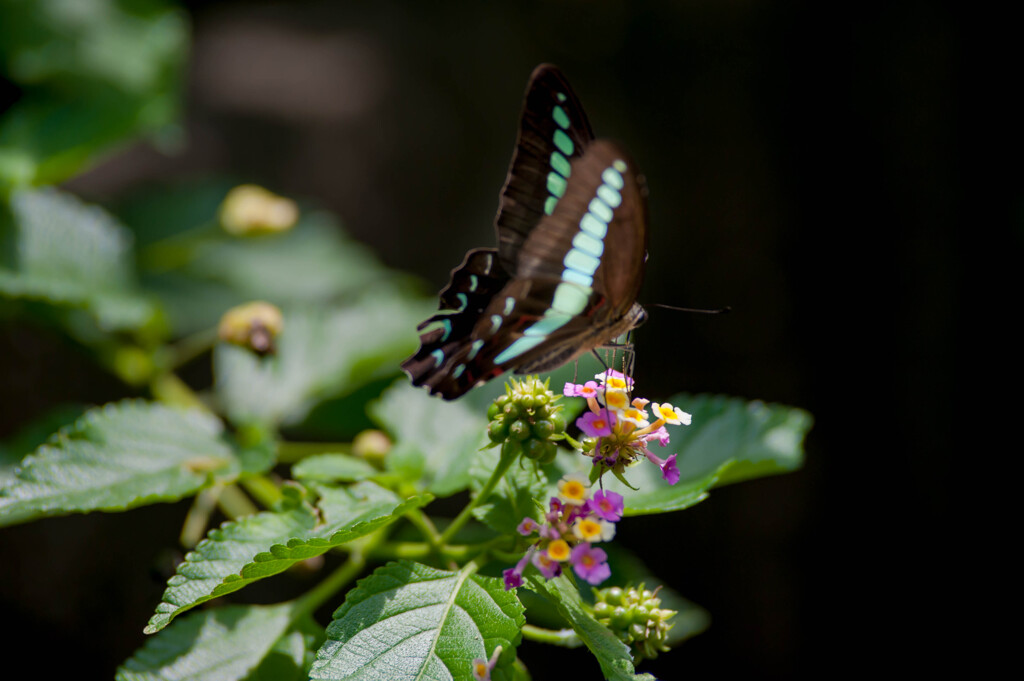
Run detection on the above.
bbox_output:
[292,453,378,483]
[311,561,525,681]
[145,482,431,633]
[469,445,550,535]
[0,187,158,332]
[575,394,812,515]
[137,208,423,335]
[0,0,187,188]
[0,400,235,527]
[525,574,655,681]
[370,381,489,497]
[246,624,322,681]
[117,603,295,681]
[214,298,429,427]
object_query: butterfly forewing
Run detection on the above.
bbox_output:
[402,65,649,400]
[495,64,596,274]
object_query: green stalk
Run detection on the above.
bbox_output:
[521,624,583,648]
[240,474,284,508]
[438,444,518,546]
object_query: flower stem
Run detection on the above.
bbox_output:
[438,444,518,546]
[521,624,583,648]
[167,327,219,369]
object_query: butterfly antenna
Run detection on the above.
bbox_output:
[648,303,732,315]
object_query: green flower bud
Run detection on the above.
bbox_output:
[509,419,532,441]
[591,583,678,662]
[531,419,555,440]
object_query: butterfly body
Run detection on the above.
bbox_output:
[403,65,649,399]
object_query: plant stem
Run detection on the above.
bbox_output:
[405,508,442,550]
[438,444,518,546]
[150,371,209,411]
[168,327,219,369]
[217,483,259,519]
[240,474,283,508]
[180,484,223,547]
[521,624,583,648]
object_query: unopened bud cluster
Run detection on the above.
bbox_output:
[486,376,566,464]
[592,584,677,661]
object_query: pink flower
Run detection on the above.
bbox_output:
[517,517,539,535]
[644,450,680,485]
[589,489,624,522]
[577,410,614,438]
[564,380,600,398]
[531,549,563,579]
[570,543,611,585]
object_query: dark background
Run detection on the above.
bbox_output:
[1,0,996,678]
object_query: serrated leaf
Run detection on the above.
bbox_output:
[526,574,655,681]
[370,381,489,497]
[146,482,431,633]
[118,603,295,681]
[292,453,377,483]
[0,187,158,331]
[0,400,235,527]
[214,298,430,427]
[311,561,525,681]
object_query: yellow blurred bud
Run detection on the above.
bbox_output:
[219,184,299,235]
[218,301,284,355]
[353,429,391,461]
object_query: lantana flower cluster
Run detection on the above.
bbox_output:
[565,370,692,486]
[503,473,624,590]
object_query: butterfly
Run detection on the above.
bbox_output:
[402,64,649,400]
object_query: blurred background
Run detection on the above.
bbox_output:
[1,0,988,678]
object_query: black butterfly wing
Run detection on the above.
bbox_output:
[495,64,596,275]
[400,248,510,394]
[407,141,648,399]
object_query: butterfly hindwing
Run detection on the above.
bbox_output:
[401,249,510,393]
[495,64,596,274]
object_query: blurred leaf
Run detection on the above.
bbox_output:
[141,210,424,336]
[525,574,655,681]
[292,453,378,483]
[146,481,432,633]
[0,187,160,332]
[214,296,429,427]
[118,603,295,681]
[470,445,550,535]
[310,561,524,681]
[0,0,187,188]
[0,399,235,527]
[370,381,489,497]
